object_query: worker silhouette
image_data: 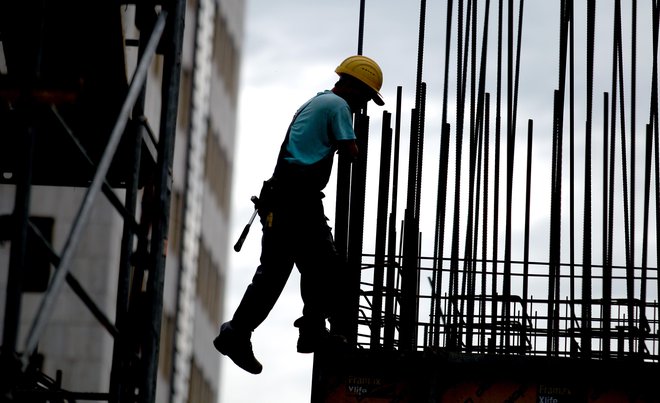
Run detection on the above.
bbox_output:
[214,55,384,374]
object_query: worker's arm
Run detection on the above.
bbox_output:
[338,139,359,161]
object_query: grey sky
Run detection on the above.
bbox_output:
[221,1,658,402]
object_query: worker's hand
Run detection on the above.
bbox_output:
[338,140,358,162]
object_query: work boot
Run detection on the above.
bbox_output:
[293,317,348,354]
[213,322,262,374]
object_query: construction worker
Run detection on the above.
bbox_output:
[213,55,384,374]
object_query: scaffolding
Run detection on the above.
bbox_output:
[0,1,185,402]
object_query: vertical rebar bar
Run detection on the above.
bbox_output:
[651,1,660,334]
[640,0,660,357]
[384,87,403,350]
[448,0,467,350]
[581,0,596,360]
[522,119,533,353]
[568,0,577,334]
[480,93,491,352]
[630,1,638,349]
[491,0,504,353]
[502,0,527,350]
[431,0,455,347]
[401,106,420,351]
[357,0,365,55]
[346,112,370,345]
[549,89,562,356]
[641,123,652,355]
[615,0,636,356]
[371,111,393,349]
[462,0,479,352]
[603,89,611,359]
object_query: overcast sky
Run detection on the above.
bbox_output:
[219,1,658,402]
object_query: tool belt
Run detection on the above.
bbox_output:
[257,177,279,219]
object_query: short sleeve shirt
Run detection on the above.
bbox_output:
[284,90,356,166]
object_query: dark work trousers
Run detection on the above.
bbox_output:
[230,192,344,333]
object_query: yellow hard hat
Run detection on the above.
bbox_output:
[335,55,384,106]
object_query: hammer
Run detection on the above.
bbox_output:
[233,196,259,252]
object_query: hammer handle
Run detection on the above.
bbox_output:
[233,209,258,252]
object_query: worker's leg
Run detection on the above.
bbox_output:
[215,209,294,374]
[231,214,295,332]
[296,220,339,324]
[294,201,348,352]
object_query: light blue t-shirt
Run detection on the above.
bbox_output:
[284,90,356,166]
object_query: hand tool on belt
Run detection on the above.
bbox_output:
[233,196,259,252]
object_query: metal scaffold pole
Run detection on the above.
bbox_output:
[140,0,186,400]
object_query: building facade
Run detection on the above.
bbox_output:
[0,1,243,402]
[160,0,244,402]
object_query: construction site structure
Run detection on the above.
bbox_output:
[312,1,660,402]
[0,0,244,402]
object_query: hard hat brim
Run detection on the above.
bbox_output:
[373,92,384,106]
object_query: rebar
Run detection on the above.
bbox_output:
[344,0,660,366]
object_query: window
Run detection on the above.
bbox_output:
[212,10,239,102]
[159,312,175,378]
[187,359,216,403]
[204,129,232,214]
[168,190,183,253]
[196,243,221,323]
[177,68,193,130]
